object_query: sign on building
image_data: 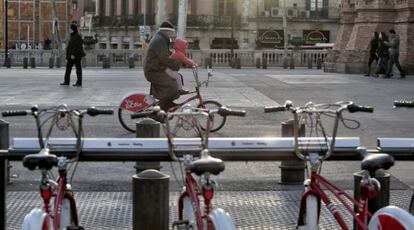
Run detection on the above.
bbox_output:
[258,30,284,48]
[303,30,330,45]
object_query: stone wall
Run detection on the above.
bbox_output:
[325,0,414,74]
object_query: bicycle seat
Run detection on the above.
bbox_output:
[23,148,58,170]
[361,153,394,175]
[188,155,225,176]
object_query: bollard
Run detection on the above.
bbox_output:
[262,57,267,69]
[103,57,110,69]
[353,169,390,223]
[0,120,10,185]
[283,56,288,69]
[236,57,241,69]
[289,56,295,69]
[135,119,161,174]
[48,57,54,68]
[5,57,11,68]
[132,169,169,230]
[56,57,61,68]
[0,120,10,228]
[256,58,261,68]
[23,57,28,69]
[279,120,306,184]
[205,57,212,68]
[317,58,322,69]
[307,56,313,69]
[129,57,135,68]
[30,57,36,68]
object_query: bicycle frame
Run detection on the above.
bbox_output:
[177,171,215,230]
[299,167,372,230]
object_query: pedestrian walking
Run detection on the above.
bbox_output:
[364,32,379,77]
[60,24,86,87]
[384,29,405,79]
[372,32,389,78]
[143,21,181,111]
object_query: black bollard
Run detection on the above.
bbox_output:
[307,56,313,69]
[289,56,295,69]
[279,120,306,184]
[129,57,135,68]
[256,58,261,68]
[133,169,169,230]
[236,57,241,69]
[317,58,322,69]
[23,57,28,69]
[283,56,288,69]
[262,57,267,69]
[5,57,11,68]
[30,57,36,68]
[48,57,54,68]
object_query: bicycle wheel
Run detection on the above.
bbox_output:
[297,193,319,230]
[208,208,236,230]
[22,208,49,230]
[409,193,414,214]
[118,107,139,133]
[198,100,226,132]
[182,196,198,229]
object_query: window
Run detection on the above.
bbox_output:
[173,0,196,15]
[264,0,279,10]
[216,0,233,16]
[310,0,323,11]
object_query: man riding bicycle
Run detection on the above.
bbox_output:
[144,21,182,111]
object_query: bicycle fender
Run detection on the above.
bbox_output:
[119,92,155,112]
[208,208,236,230]
[22,208,47,230]
[369,205,414,230]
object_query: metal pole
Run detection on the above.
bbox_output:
[143,0,146,27]
[0,120,9,230]
[177,0,187,38]
[230,0,234,66]
[135,119,161,174]
[4,0,9,67]
[282,0,288,59]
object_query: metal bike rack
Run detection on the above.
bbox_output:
[2,136,414,228]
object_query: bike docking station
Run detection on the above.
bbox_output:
[1,131,414,228]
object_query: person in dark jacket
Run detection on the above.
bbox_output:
[372,32,389,78]
[384,29,405,78]
[364,32,379,76]
[61,24,85,86]
[144,21,181,111]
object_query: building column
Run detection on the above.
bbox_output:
[177,0,187,38]
[156,0,166,26]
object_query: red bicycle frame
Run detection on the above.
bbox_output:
[177,170,214,230]
[299,171,373,230]
[40,167,78,229]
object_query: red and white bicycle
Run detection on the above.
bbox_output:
[2,104,113,230]
[265,100,414,230]
[118,67,226,133]
[131,104,245,229]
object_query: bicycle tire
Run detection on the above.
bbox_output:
[198,100,226,132]
[208,208,236,230]
[297,192,319,230]
[118,107,138,133]
[182,196,198,229]
[409,193,414,215]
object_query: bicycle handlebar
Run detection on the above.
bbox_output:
[264,106,286,113]
[86,107,114,116]
[218,107,246,117]
[347,104,374,113]
[394,100,414,108]
[2,110,30,117]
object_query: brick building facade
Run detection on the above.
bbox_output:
[0,0,72,50]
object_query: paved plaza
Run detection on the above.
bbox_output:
[1,67,413,229]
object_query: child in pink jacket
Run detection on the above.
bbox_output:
[165,38,197,94]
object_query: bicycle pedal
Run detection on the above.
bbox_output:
[67,226,85,230]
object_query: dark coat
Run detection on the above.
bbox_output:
[66,31,84,60]
[369,37,379,57]
[144,31,181,101]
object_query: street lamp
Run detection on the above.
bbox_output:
[3,0,9,66]
[282,0,287,58]
[230,0,234,67]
